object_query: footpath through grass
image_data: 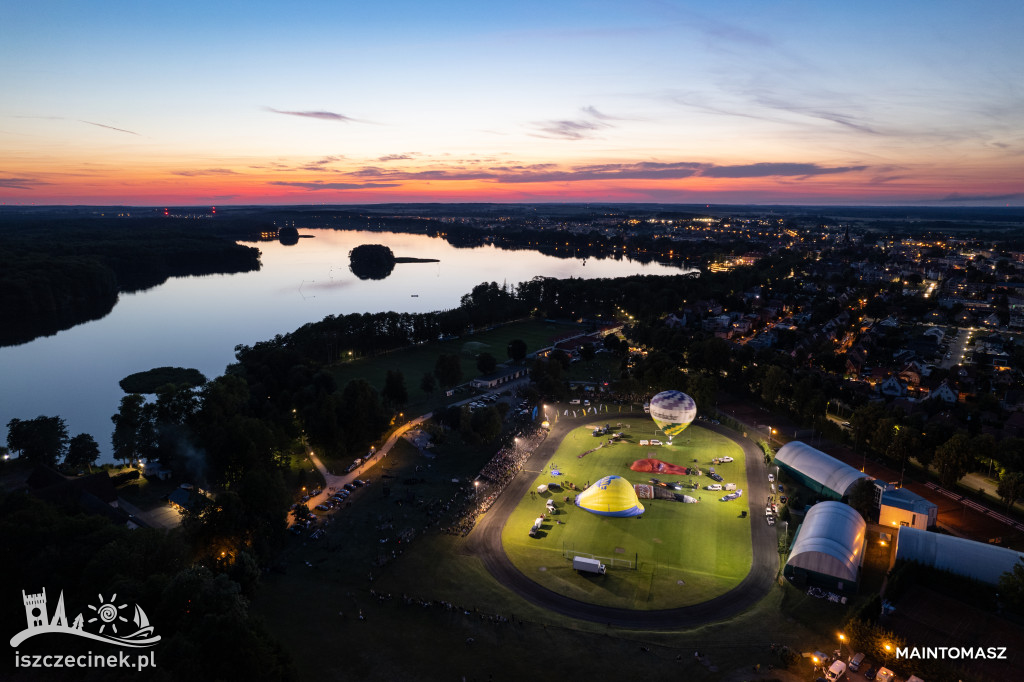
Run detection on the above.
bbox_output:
[501,416,752,609]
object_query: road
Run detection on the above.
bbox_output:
[296,414,432,522]
[940,327,973,369]
[466,408,779,629]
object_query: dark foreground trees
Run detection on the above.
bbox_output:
[0,491,293,680]
[5,416,69,467]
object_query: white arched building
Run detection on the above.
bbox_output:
[775,441,868,500]
[784,501,867,593]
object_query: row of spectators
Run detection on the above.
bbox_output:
[442,426,548,536]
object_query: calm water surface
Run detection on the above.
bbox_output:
[0,230,696,461]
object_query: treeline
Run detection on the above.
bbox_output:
[0,491,293,681]
[0,216,261,346]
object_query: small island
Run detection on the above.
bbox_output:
[119,367,207,394]
[348,244,439,280]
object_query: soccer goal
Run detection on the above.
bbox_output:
[562,547,635,570]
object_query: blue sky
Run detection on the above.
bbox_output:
[2,0,1022,204]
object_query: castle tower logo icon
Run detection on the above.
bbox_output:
[10,588,160,649]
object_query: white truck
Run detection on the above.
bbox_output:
[572,556,606,575]
[825,660,847,681]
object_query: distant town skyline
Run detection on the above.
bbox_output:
[2,1,1022,206]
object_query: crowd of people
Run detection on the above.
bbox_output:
[442,426,547,536]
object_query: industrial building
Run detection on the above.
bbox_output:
[893,527,1024,586]
[877,485,937,530]
[774,441,868,500]
[784,501,867,593]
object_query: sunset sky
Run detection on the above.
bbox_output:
[2,0,1022,205]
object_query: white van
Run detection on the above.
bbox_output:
[570,399,581,405]
[705,483,723,491]
[825,660,846,681]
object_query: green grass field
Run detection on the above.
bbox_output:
[501,416,752,609]
[329,318,578,414]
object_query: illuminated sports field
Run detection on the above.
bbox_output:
[501,415,752,609]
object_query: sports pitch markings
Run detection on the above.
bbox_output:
[467,412,780,628]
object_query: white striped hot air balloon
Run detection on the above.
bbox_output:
[649,390,696,441]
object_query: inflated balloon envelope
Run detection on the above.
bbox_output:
[575,475,645,517]
[649,390,697,440]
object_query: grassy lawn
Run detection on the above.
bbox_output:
[501,416,752,609]
[251,412,857,681]
[329,318,578,414]
[566,353,621,384]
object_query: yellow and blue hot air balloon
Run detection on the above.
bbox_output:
[575,475,645,517]
[649,390,697,441]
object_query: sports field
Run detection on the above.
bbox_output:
[501,415,752,609]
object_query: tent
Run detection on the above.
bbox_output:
[575,475,645,517]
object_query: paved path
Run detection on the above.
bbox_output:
[466,409,779,629]
[297,414,432,520]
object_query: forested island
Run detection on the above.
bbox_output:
[119,367,207,394]
[348,243,439,280]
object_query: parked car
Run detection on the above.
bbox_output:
[315,504,329,511]
[862,666,878,681]
[650,439,662,446]
[344,483,357,491]
[777,484,785,493]
[709,472,724,482]
[705,484,723,491]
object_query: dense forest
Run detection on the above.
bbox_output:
[0,215,261,346]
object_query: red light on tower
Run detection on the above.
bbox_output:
[211,206,216,214]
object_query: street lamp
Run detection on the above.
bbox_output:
[838,633,846,660]
[474,480,480,497]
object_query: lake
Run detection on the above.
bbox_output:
[0,229,697,462]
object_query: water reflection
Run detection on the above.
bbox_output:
[0,229,697,462]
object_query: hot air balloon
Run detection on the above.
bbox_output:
[649,390,697,441]
[575,475,645,517]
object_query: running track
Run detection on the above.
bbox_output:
[466,411,779,629]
